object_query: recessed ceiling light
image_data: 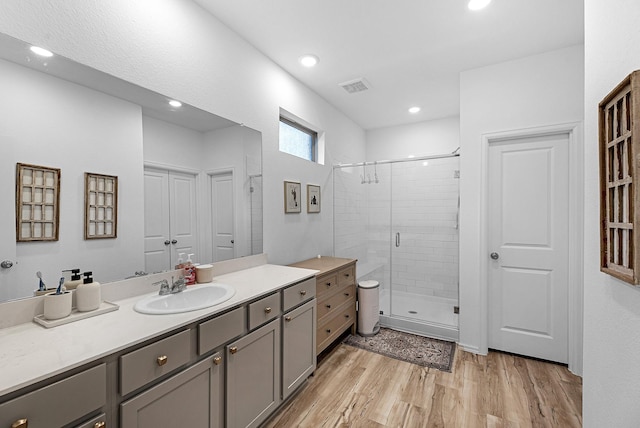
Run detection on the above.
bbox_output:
[408,106,421,114]
[169,100,182,108]
[299,54,319,67]
[468,0,491,11]
[30,46,53,57]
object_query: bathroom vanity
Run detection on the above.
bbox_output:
[0,255,317,428]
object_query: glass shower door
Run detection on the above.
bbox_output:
[390,157,459,327]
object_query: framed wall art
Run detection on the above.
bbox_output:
[85,172,118,239]
[284,180,301,213]
[307,184,320,213]
[16,163,61,242]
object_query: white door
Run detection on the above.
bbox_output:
[0,140,19,302]
[144,168,198,273]
[210,172,235,262]
[488,132,569,363]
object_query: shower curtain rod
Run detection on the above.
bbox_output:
[333,150,460,169]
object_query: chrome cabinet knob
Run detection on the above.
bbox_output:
[490,252,500,260]
[164,240,170,245]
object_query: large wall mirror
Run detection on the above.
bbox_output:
[0,33,262,302]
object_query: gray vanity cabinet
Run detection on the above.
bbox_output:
[226,318,281,428]
[0,364,106,428]
[120,352,224,428]
[281,298,316,400]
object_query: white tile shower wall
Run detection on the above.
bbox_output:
[333,167,368,262]
[391,158,459,300]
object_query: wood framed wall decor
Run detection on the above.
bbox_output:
[599,70,640,284]
[284,181,301,213]
[307,184,320,213]
[16,163,61,242]
[85,172,118,239]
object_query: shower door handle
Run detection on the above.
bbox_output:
[396,232,400,247]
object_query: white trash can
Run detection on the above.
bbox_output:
[357,280,380,336]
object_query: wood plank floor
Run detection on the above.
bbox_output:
[265,343,582,428]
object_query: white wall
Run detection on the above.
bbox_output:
[458,45,584,356]
[366,116,460,161]
[0,0,366,267]
[0,59,144,301]
[584,1,640,426]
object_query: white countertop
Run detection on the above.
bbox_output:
[0,264,316,397]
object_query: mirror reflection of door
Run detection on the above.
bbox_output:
[144,168,198,273]
[210,171,235,262]
[0,140,19,302]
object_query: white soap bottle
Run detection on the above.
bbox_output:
[76,271,101,312]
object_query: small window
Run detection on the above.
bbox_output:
[279,117,317,162]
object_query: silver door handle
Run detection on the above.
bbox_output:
[490,252,499,260]
[396,233,400,247]
[1,260,14,269]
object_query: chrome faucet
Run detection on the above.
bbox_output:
[170,276,186,294]
[153,279,171,296]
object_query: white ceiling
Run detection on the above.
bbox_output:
[194,0,584,130]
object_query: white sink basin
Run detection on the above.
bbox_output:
[134,283,236,315]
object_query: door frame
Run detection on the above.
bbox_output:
[479,122,583,375]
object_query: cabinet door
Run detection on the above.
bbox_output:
[121,353,223,428]
[282,299,316,400]
[144,168,198,273]
[226,319,281,428]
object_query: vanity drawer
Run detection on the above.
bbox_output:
[120,329,191,396]
[283,277,316,312]
[316,273,338,297]
[317,284,356,321]
[316,302,356,354]
[0,364,106,428]
[248,292,281,330]
[199,306,246,355]
[337,265,355,287]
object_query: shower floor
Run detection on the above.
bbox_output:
[379,290,459,342]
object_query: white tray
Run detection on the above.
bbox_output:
[33,301,119,328]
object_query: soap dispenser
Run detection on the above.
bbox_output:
[76,271,101,312]
[175,253,185,270]
[184,253,196,285]
[63,268,82,290]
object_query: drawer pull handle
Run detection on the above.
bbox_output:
[345,314,350,318]
[285,316,292,322]
[326,304,331,309]
[12,419,28,428]
[94,422,106,428]
[213,356,222,365]
[230,346,238,354]
[299,290,307,296]
[157,355,168,366]
[344,273,350,277]
[326,329,331,333]
[264,307,272,314]
[344,293,350,297]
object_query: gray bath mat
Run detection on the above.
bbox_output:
[343,327,456,372]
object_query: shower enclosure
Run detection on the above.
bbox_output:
[333,153,460,341]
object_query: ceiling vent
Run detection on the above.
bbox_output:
[339,78,371,94]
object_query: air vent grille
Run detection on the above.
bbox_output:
[339,78,371,94]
